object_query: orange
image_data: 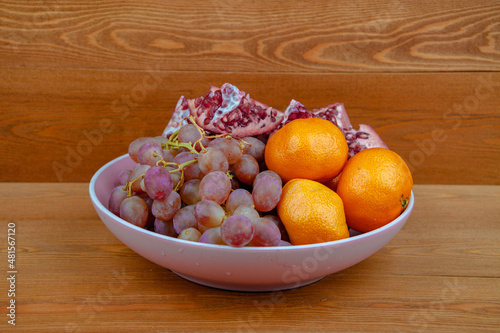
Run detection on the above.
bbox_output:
[336,148,413,233]
[264,118,348,183]
[277,178,349,245]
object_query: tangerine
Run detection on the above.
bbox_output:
[264,118,348,183]
[336,148,413,232]
[277,178,349,245]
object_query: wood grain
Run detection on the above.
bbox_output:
[0,183,499,332]
[0,0,499,184]
[0,0,499,72]
[1,68,498,184]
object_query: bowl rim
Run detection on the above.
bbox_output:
[89,153,414,251]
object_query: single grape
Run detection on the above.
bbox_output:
[221,215,254,247]
[178,227,202,242]
[127,164,150,194]
[242,136,266,162]
[233,154,259,185]
[172,205,198,234]
[179,179,201,205]
[253,170,282,188]
[137,142,165,166]
[199,227,226,245]
[128,137,160,163]
[119,196,148,228]
[152,191,181,221]
[252,175,282,212]
[143,166,173,200]
[154,218,178,237]
[233,205,260,221]
[198,147,229,174]
[154,135,169,146]
[249,217,281,247]
[263,214,290,241]
[194,200,226,228]
[115,169,132,187]
[162,148,177,162]
[278,240,292,246]
[178,124,202,145]
[173,151,204,181]
[226,189,254,215]
[208,137,242,165]
[199,171,231,205]
[108,186,128,216]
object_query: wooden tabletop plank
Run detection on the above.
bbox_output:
[1,0,499,72]
[1,69,499,184]
[0,183,499,332]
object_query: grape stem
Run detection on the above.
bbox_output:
[238,137,253,151]
[167,159,198,174]
[168,128,180,142]
[166,159,198,192]
[184,115,250,154]
[185,116,209,153]
[162,119,203,154]
[186,116,235,143]
[123,174,145,198]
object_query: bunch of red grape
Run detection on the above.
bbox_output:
[108,118,291,247]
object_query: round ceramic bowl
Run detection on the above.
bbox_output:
[89,154,414,292]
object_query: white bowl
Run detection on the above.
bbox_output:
[89,154,414,292]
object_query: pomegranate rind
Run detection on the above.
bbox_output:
[162,96,191,138]
[348,124,388,157]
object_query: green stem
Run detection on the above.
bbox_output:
[123,173,145,197]
[400,195,409,208]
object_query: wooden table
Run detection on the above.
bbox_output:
[1,183,499,332]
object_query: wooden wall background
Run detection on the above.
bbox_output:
[0,0,499,184]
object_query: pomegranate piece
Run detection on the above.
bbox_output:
[162,96,191,138]
[282,99,312,124]
[190,83,283,137]
[347,124,388,157]
[310,102,388,156]
[311,102,353,132]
